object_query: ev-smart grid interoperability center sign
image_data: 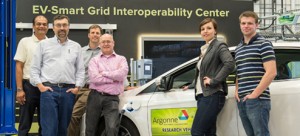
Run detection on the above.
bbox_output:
[31,6,230,19]
[19,0,233,19]
[16,0,253,66]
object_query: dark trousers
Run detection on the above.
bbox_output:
[85,90,120,136]
[18,79,41,136]
[191,91,225,136]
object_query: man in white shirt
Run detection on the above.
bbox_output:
[14,15,48,136]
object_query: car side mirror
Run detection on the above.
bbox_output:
[155,76,167,91]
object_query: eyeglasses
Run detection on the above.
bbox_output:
[54,23,69,28]
[35,23,48,27]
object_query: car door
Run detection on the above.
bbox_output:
[265,48,300,136]
[146,62,197,136]
[146,61,240,136]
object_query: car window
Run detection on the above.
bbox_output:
[169,64,196,89]
[275,49,300,80]
[138,83,157,94]
[226,51,236,85]
[226,48,300,84]
[138,60,197,94]
[226,72,236,85]
[171,67,195,89]
[139,48,300,94]
[281,61,300,79]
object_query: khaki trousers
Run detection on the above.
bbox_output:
[67,88,90,136]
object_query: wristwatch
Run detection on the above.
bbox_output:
[17,88,23,92]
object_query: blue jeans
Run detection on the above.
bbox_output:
[40,86,75,136]
[85,90,120,136]
[237,98,271,136]
[191,91,225,136]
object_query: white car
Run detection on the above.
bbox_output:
[92,42,300,136]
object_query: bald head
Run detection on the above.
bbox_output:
[99,34,115,55]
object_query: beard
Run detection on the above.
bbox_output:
[57,30,67,39]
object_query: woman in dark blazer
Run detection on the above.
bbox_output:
[191,18,235,136]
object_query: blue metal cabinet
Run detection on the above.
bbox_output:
[0,0,17,134]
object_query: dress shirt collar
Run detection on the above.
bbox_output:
[32,34,47,42]
[54,35,69,45]
[85,45,100,51]
[240,33,259,45]
[99,51,116,58]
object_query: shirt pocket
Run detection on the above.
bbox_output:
[66,50,78,64]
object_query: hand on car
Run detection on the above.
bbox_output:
[182,86,189,91]
[125,86,137,91]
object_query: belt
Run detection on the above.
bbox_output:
[83,84,89,88]
[43,82,75,88]
[91,89,115,96]
[23,79,30,82]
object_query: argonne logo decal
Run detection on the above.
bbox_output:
[178,109,189,120]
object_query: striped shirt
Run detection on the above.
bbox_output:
[235,34,275,99]
[88,52,128,95]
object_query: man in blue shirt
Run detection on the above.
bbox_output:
[30,15,84,136]
[235,11,277,136]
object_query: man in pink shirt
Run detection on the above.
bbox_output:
[85,34,128,136]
